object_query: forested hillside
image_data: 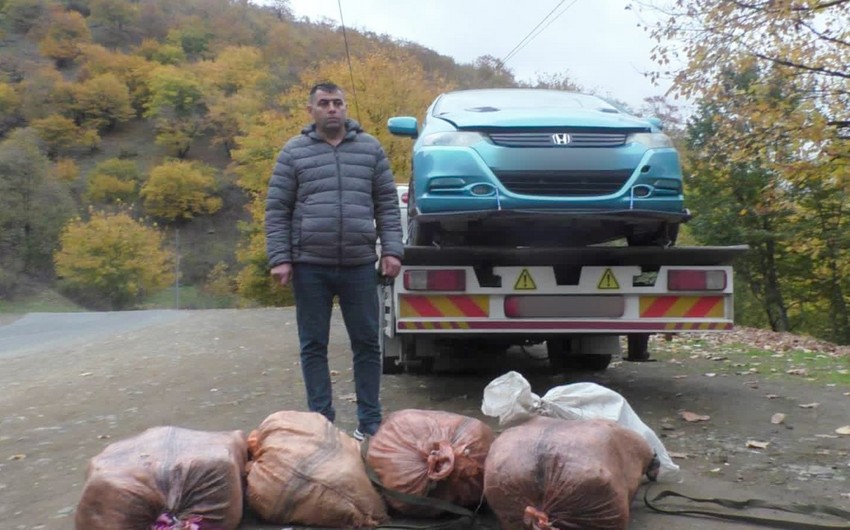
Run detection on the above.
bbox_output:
[0,0,521,311]
[1,0,848,345]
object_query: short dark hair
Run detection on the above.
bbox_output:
[309,82,343,102]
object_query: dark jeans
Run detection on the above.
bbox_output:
[291,263,381,432]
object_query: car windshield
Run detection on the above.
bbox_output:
[433,90,621,115]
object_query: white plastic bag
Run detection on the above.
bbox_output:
[481,371,681,481]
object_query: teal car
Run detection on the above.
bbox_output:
[388,89,689,247]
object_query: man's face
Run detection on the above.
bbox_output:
[308,89,347,135]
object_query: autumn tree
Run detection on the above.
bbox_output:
[85,158,142,204]
[54,210,173,309]
[39,7,92,67]
[18,67,76,121]
[144,65,206,157]
[79,44,154,114]
[136,38,186,66]
[0,81,22,134]
[31,114,99,158]
[72,72,135,131]
[89,0,137,32]
[0,128,74,290]
[2,0,47,33]
[54,158,79,183]
[197,46,268,156]
[640,0,850,342]
[140,159,222,222]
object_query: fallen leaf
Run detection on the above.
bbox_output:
[799,402,819,409]
[668,452,690,459]
[765,394,780,399]
[816,434,839,439]
[680,411,710,422]
[330,370,340,376]
[746,440,769,449]
[710,467,722,473]
[836,426,850,435]
[786,368,808,376]
[8,454,26,461]
[339,392,357,403]
[770,413,786,424]
[704,372,717,378]
[672,375,688,379]
[79,372,93,377]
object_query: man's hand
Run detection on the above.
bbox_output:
[380,256,402,278]
[270,263,293,287]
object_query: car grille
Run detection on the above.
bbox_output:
[493,170,632,196]
[488,132,627,148]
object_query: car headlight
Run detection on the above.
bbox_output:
[627,132,674,148]
[420,132,486,147]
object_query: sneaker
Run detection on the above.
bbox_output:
[353,423,380,441]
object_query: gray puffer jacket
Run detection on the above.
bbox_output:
[265,119,403,267]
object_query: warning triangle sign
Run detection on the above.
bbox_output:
[514,269,537,290]
[598,268,620,290]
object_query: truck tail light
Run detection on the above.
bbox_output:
[668,270,726,291]
[404,269,466,291]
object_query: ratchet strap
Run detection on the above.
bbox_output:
[644,483,850,529]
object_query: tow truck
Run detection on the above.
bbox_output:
[379,243,748,374]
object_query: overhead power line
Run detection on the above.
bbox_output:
[337,0,361,122]
[502,0,580,66]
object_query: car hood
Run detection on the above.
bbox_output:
[436,108,652,131]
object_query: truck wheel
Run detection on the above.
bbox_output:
[406,357,434,375]
[382,355,403,374]
[546,338,572,373]
[573,354,613,371]
[548,338,613,372]
[626,334,651,362]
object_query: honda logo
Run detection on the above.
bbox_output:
[551,133,572,145]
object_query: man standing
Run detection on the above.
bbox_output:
[265,82,403,441]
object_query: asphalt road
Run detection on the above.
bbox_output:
[2,309,849,530]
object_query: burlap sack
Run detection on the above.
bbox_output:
[246,410,388,528]
[365,409,495,516]
[75,426,247,530]
[484,416,658,530]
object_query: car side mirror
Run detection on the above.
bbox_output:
[388,116,418,138]
[646,117,664,131]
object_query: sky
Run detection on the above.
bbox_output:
[285,0,674,111]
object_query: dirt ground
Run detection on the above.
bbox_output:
[2,308,850,529]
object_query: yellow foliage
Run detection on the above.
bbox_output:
[195,45,268,96]
[54,158,79,183]
[54,210,173,309]
[38,8,92,65]
[72,73,135,130]
[141,160,222,222]
[0,82,21,116]
[86,173,136,203]
[31,114,98,157]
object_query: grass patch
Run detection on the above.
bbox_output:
[141,285,245,310]
[0,289,84,314]
[651,337,850,386]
